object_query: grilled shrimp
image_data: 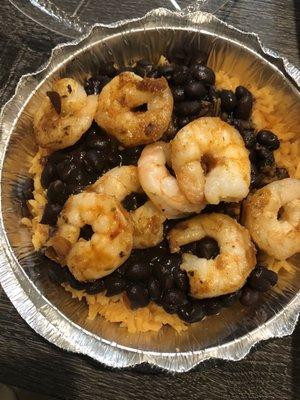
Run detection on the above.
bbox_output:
[168,213,256,298]
[244,178,300,260]
[34,78,98,151]
[138,141,204,218]
[90,166,166,248]
[47,192,133,281]
[171,117,250,205]
[95,72,173,147]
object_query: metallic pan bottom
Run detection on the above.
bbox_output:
[0,9,299,372]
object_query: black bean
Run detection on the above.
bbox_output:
[47,180,67,205]
[48,151,67,165]
[184,81,207,100]
[40,203,62,225]
[172,66,190,85]
[177,116,191,128]
[250,164,261,189]
[248,265,272,292]
[220,90,237,113]
[22,178,34,200]
[220,292,240,307]
[86,134,113,152]
[85,279,106,295]
[157,64,175,80]
[191,65,215,85]
[134,59,153,77]
[257,130,280,150]
[235,94,253,120]
[255,144,275,167]
[178,301,205,323]
[47,262,67,285]
[172,86,185,102]
[165,254,182,272]
[147,69,159,78]
[104,273,127,296]
[233,118,253,133]
[275,167,289,180]
[203,299,222,316]
[148,277,162,302]
[162,289,187,314]
[242,130,256,149]
[239,287,259,306]
[196,237,219,259]
[65,182,85,196]
[174,269,189,293]
[41,162,57,188]
[65,269,87,290]
[57,160,79,183]
[153,263,174,290]
[79,224,94,241]
[235,86,251,99]
[84,75,110,95]
[126,284,149,309]
[190,52,207,66]
[175,101,201,116]
[125,261,151,282]
[120,145,144,166]
[137,59,153,68]
[180,241,198,255]
[83,150,106,173]
[122,192,148,211]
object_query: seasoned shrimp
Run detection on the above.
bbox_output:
[171,117,250,205]
[138,141,204,218]
[168,213,256,298]
[244,178,300,260]
[95,72,173,147]
[90,166,166,248]
[47,192,133,281]
[34,78,98,151]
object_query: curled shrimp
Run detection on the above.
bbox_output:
[244,178,300,260]
[90,166,166,248]
[34,78,98,151]
[171,117,251,205]
[168,213,256,298]
[47,192,133,281]
[95,72,173,147]
[138,141,204,218]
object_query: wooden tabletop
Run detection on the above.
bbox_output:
[0,0,299,398]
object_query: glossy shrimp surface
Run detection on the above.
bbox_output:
[138,141,204,218]
[90,166,166,248]
[34,78,98,151]
[47,192,133,281]
[95,72,173,147]
[171,117,251,205]
[168,213,256,298]
[244,178,300,260]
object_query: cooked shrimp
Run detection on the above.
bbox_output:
[90,166,166,248]
[168,213,256,298]
[47,192,133,281]
[171,117,250,205]
[95,72,173,147]
[34,78,98,151]
[244,178,300,260]
[138,141,204,218]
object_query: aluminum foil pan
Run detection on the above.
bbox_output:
[0,9,299,372]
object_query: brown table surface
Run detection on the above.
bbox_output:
[0,0,299,399]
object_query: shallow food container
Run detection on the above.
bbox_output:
[0,9,299,372]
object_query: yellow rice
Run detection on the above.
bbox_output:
[22,70,299,332]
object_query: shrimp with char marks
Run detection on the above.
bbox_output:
[34,78,98,151]
[95,72,173,147]
[89,166,166,249]
[244,178,300,260]
[171,117,251,205]
[47,192,133,281]
[168,213,256,298]
[138,141,204,218]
